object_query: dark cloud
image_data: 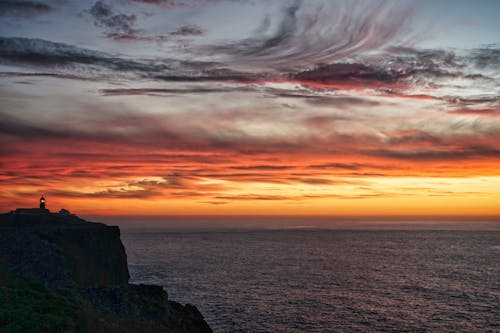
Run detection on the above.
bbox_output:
[46,188,162,199]
[213,191,394,201]
[151,67,261,83]
[291,178,339,185]
[0,37,171,75]
[446,96,500,106]
[448,108,500,117]
[290,60,465,89]
[0,71,94,81]
[0,1,51,18]
[214,194,292,201]
[87,1,169,41]
[386,47,460,69]
[0,35,498,111]
[199,200,229,205]
[89,0,139,40]
[170,191,213,198]
[0,36,116,66]
[0,112,114,142]
[368,147,500,161]
[0,37,262,83]
[308,163,364,170]
[470,47,500,69]
[292,63,396,85]
[171,24,203,36]
[0,109,189,149]
[287,47,500,99]
[99,86,253,96]
[130,0,231,8]
[13,80,34,85]
[131,0,187,7]
[386,130,442,145]
[302,115,353,132]
[381,47,499,85]
[0,115,52,139]
[304,96,381,107]
[198,173,291,184]
[264,88,384,107]
[229,165,293,171]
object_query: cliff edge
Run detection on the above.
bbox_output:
[0,212,212,333]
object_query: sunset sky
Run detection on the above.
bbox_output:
[1,0,499,219]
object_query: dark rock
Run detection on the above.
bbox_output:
[0,211,212,333]
[0,213,129,288]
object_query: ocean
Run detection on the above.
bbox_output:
[121,229,500,332]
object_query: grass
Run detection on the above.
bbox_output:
[0,268,80,333]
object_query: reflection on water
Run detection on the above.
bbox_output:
[122,230,500,332]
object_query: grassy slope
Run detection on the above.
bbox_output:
[0,268,80,333]
[0,268,182,333]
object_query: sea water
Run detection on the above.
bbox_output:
[121,229,499,332]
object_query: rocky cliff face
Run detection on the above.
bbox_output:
[0,212,212,333]
[0,215,129,288]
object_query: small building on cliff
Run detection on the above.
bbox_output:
[59,208,71,216]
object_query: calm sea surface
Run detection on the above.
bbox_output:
[121,230,500,332]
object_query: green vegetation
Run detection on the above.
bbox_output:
[0,268,80,333]
[0,214,15,227]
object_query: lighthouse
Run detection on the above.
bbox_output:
[40,196,46,209]
[13,196,50,215]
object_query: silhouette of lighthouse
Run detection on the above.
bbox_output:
[39,196,46,209]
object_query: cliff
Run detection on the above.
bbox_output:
[0,212,212,333]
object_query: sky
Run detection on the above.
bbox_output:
[1,0,499,219]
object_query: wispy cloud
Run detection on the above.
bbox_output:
[171,24,203,36]
[0,1,52,18]
[201,0,416,69]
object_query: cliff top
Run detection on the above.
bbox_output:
[0,210,95,228]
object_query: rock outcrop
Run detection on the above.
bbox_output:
[0,211,212,333]
[0,215,129,288]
